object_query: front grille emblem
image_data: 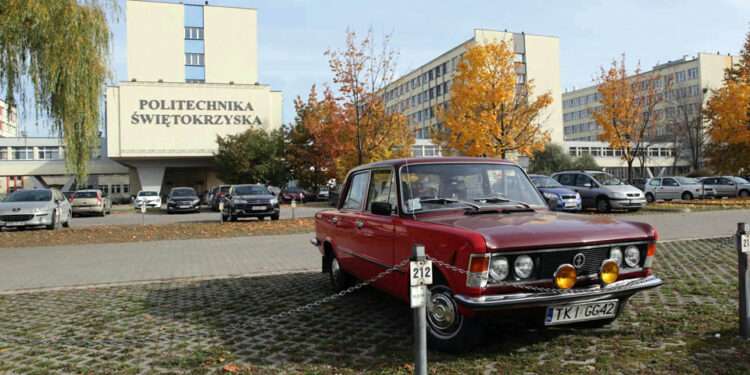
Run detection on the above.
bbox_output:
[12,208,20,212]
[573,253,586,268]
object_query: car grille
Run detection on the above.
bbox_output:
[243,199,268,205]
[561,195,576,200]
[1,214,34,222]
[539,247,611,279]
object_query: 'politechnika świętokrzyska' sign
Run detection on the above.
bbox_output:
[130,99,262,127]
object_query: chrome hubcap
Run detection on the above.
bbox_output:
[428,294,456,330]
[331,258,341,278]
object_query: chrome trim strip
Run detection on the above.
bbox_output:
[455,276,662,310]
[337,247,406,274]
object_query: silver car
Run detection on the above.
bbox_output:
[697,176,750,198]
[551,170,647,212]
[0,189,72,230]
[644,177,715,202]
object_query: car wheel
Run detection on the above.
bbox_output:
[426,284,483,352]
[271,214,280,221]
[681,191,693,201]
[230,214,238,222]
[596,197,611,213]
[167,209,173,215]
[628,208,641,212]
[100,208,106,217]
[62,211,71,228]
[739,190,750,198]
[645,193,654,203]
[46,210,60,230]
[329,254,354,291]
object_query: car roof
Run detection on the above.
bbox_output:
[76,189,101,192]
[349,156,517,173]
[171,187,196,191]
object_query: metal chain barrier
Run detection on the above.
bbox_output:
[0,258,413,348]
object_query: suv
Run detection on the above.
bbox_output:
[644,177,715,202]
[221,184,280,221]
[551,171,646,212]
[313,157,661,351]
[166,187,201,214]
[697,176,750,198]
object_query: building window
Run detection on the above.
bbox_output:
[687,68,698,80]
[185,27,204,40]
[112,184,121,194]
[100,185,109,194]
[675,71,686,82]
[0,148,7,160]
[185,53,204,66]
[123,184,130,194]
[412,147,423,157]
[12,147,33,160]
[689,85,700,96]
[37,146,60,160]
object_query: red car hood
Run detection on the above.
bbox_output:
[419,210,655,251]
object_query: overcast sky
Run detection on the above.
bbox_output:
[19,0,750,136]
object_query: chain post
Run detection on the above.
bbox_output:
[737,223,750,338]
[410,244,428,375]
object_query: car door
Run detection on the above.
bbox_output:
[700,178,717,197]
[355,168,399,293]
[661,178,679,200]
[331,171,370,279]
[575,174,597,207]
[718,177,737,197]
[54,190,70,222]
[648,178,662,200]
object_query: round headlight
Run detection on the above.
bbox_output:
[514,255,534,279]
[624,246,640,267]
[543,192,556,199]
[489,257,509,281]
[599,259,619,285]
[554,264,577,289]
[609,247,623,266]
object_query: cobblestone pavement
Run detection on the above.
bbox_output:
[0,238,747,374]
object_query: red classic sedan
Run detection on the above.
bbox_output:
[312,157,661,351]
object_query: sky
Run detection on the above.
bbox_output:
[19,0,750,136]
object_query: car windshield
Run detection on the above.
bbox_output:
[171,189,197,197]
[5,190,52,202]
[74,192,98,199]
[138,191,158,197]
[590,173,625,185]
[319,186,329,191]
[733,177,749,184]
[675,177,699,185]
[233,186,269,195]
[400,163,545,213]
[220,186,230,193]
[531,176,562,188]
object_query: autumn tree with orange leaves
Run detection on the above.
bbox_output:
[592,55,664,182]
[324,28,413,173]
[703,29,750,174]
[433,41,552,159]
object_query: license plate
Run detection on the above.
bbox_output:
[545,299,618,325]
[251,206,266,211]
[564,202,576,207]
[180,205,191,208]
[7,222,25,226]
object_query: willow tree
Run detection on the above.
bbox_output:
[0,0,115,184]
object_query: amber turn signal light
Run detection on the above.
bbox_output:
[469,256,489,273]
[554,264,577,290]
[599,259,619,285]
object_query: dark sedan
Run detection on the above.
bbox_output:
[222,184,280,221]
[166,187,201,214]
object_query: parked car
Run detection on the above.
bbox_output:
[630,178,648,192]
[134,190,162,209]
[0,189,72,230]
[310,186,330,201]
[328,184,342,207]
[697,176,750,198]
[221,184,280,221]
[528,174,582,211]
[71,189,112,217]
[312,157,661,351]
[205,186,218,205]
[644,177,715,202]
[210,185,231,211]
[280,186,308,203]
[166,187,201,214]
[551,170,646,212]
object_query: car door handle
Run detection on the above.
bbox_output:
[332,217,338,224]
[355,221,364,228]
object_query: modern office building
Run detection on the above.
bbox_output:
[383,29,563,159]
[562,53,739,177]
[0,99,18,138]
[106,0,282,194]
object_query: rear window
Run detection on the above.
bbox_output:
[74,192,98,199]
[138,191,158,197]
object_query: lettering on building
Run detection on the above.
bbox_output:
[130,99,262,127]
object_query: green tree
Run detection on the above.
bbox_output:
[214,128,290,187]
[0,0,116,184]
[528,144,573,175]
[573,153,600,171]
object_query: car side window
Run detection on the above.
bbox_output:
[702,178,714,184]
[663,178,678,187]
[342,172,369,210]
[365,169,396,213]
[576,175,594,187]
[649,179,661,186]
[720,178,732,185]
[557,174,575,186]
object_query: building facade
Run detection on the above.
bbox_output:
[383,29,563,159]
[562,53,739,178]
[106,0,282,195]
[0,99,18,138]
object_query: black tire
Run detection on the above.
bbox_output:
[426,284,483,352]
[572,298,628,328]
[100,208,106,217]
[62,211,71,228]
[681,191,693,201]
[46,210,60,230]
[271,214,279,221]
[230,214,238,222]
[596,197,611,213]
[167,209,173,215]
[329,253,354,291]
[645,193,654,203]
[739,190,750,198]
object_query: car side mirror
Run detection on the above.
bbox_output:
[371,201,392,216]
[546,196,559,210]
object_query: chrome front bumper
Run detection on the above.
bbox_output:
[454,276,662,310]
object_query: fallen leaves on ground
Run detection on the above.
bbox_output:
[222,365,241,373]
[0,218,314,249]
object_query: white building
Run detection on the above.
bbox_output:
[0,99,18,138]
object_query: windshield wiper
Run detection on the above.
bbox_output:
[474,196,510,203]
[420,197,480,210]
